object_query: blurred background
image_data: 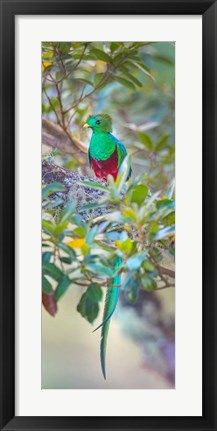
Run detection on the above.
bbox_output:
[42,286,174,389]
[42,41,175,389]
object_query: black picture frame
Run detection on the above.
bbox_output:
[0,1,216,430]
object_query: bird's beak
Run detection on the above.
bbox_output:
[83,123,89,129]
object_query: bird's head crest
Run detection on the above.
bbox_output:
[84,114,113,132]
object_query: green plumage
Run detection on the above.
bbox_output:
[89,132,116,161]
[93,256,122,379]
[84,114,130,180]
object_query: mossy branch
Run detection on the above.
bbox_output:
[42,160,108,221]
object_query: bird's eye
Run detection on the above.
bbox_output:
[96,119,101,125]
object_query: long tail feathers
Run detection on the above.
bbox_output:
[93,256,122,379]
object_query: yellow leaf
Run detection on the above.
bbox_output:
[42,61,53,72]
[96,60,107,73]
[42,51,53,59]
[123,208,137,221]
[67,238,85,249]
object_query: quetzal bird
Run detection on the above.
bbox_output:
[83,114,131,379]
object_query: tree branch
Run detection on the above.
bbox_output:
[158,265,175,279]
[42,160,108,222]
[42,117,88,162]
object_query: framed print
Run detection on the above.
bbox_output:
[0,0,216,430]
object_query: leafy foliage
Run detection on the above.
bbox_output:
[42,157,175,320]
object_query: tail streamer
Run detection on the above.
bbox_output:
[93,256,122,379]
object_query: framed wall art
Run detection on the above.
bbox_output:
[0,1,216,430]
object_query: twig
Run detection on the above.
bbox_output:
[158,265,175,278]
[55,80,66,127]
[63,69,111,115]
[44,89,60,125]
[43,44,88,85]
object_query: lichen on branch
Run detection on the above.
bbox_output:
[42,160,109,221]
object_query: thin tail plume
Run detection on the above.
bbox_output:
[94,256,122,379]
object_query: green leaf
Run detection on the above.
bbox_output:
[110,42,120,53]
[42,219,56,236]
[109,184,120,202]
[114,76,136,90]
[142,276,157,292]
[113,52,124,64]
[143,260,155,273]
[134,61,155,80]
[152,54,174,65]
[156,134,170,151]
[123,273,140,304]
[163,211,175,226]
[86,225,98,244]
[59,256,72,264]
[119,65,130,74]
[103,231,120,241]
[55,276,71,302]
[79,180,107,191]
[116,155,131,192]
[86,263,113,277]
[72,226,86,237]
[79,201,106,212]
[58,242,76,259]
[124,72,143,87]
[42,182,65,200]
[156,199,175,210]
[148,221,159,235]
[126,252,147,271]
[94,73,104,86]
[59,202,76,223]
[77,296,99,324]
[77,284,102,323]
[154,225,175,240]
[124,60,139,70]
[116,238,133,255]
[42,252,52,266]
[53,221,69,237]
[95,240,115,252]
[88,283,103,301]
[122,208,137,221]
[43,197,64,210]
[131,184,148,205]
[145,191,161,208]
[82,243,90,256]
[43,263,63,281]
[58,42,72,53]
[90,48,111,63]
[71,214,87,228]
[138,132,153,151]
[42,275,53,294]
[166,179,175,199]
